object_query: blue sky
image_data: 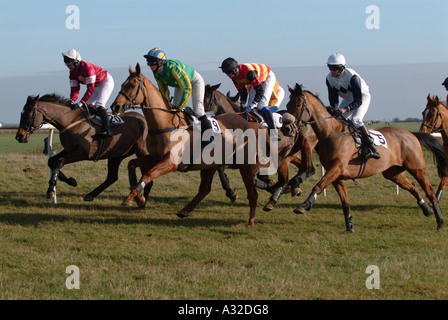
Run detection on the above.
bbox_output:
[0,0,447,124]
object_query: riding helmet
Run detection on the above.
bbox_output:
[220,57,239,76]
[144,47,167,68]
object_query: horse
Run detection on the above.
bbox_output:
[203,83,318,211]
[15,94,151,203]
[286,84,445,232]
[420,94,448,200]
[110,63,287,226]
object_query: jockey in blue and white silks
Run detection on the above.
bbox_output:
[325,53,380,160]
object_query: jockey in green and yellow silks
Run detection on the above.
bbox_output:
[144,47,213,145]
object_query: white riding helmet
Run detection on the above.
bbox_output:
[327,53,346,67]
[62,49,82,62]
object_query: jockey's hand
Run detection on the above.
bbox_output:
[327,106,341,117]
[243,104,252,114]
[71,102,81,110]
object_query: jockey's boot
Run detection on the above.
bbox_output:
[358,125,380,160]
[261,107,281,141]
[94,107,112,138]
[199,115,214,146]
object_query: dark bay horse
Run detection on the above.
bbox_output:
[111,63,283,226]
[204,83,318,211]
[287,84,445,232]
[16,94,151,203]
[420,94,448,200]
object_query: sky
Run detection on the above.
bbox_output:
[0,0,447,125]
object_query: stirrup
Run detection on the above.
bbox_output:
[93,129,112,139]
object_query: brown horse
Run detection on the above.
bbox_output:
[15,94,151,203]
[110,63,287,226]
[203,83,318,211]
[420,94,448,200]
[287,84,445,232]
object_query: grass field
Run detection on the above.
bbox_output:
[1,125,447,300]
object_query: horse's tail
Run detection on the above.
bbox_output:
[412,132,446,178]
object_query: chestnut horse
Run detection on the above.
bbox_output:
[287,84,445,232]
[204,83,318,211]
[420,94,448,200]
[16,94,151,203]
[111,63,278,226]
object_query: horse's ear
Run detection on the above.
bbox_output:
[295,83,303,95]
[435,96,440,104]
[129,65,134,74]
[288,85,293,93]
[211,83,221,91]
[136,63,141,76]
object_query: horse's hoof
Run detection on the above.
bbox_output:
[291,187,302,197]
[437,219,444,230]
[293,206,306,214]
[121,198,134,206]
[345,229,355,234]
[83,194,94,201]
[136,195,146,207]
[226,190,238,203]
[67,177,77,187]
[263,200,275,212]
[176,210,189,218]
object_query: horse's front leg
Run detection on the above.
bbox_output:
[263,157,291,211]
[46,152,67,199]
[122,154,177,206]
[293,159,343,214]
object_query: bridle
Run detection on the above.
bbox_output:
[118,75,144,110]
[421,105,442,133]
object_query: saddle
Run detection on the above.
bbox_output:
[82,104,124,127]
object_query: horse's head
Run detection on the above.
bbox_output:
[111,63,145,116]
[286,83,310,123]
[420,94,443,133]
[15,95,43,143]
[204,84,241,115]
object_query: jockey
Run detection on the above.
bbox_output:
[326,53,380,160]
[62,49,114,138]
[442,77,448,103]
[219,57,284,141]
[143,47,213,146]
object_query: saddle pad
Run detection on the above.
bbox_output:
[369,130,387,148]
[92,115,124,126]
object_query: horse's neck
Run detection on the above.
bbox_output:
[141,77,183,129]
[39,102,81,131]
[307,94,343,139]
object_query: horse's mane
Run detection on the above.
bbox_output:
[38,93,71,107]
[292,83,327,107]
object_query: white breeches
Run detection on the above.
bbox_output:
[173,71,205,117]
[87,73,114,109]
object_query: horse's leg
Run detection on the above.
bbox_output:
[436,176,448,201]
[332,179,354,233]
[84,158,123,201]
[217,167,237,202]
[294,159,343,214]
[263,157,291,211]
[176,168,218,218]
[122,154,177,206]
[47,153,66,199]
[57,171,78,187]
[383,168,443,229]
[239,166,258,227]
[124,154,156,206]
[409,168,444,229]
